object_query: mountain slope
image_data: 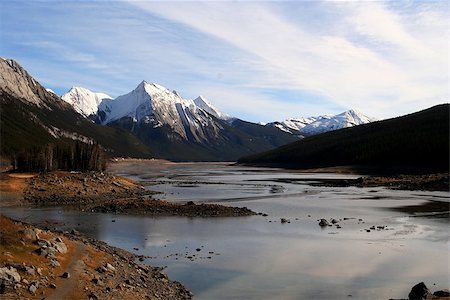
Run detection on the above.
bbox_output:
[266,110,376,136]
[239,105,449,173]
[0,58,153,160]
[193,95,230,120]
[95,81,298,161]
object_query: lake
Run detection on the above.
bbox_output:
[3,162,449,299]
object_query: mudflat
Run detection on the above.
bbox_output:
[1,170,255,217]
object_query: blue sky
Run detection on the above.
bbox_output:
[0,1,447,123]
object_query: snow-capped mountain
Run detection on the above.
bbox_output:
[97,81,226,143]
[61,86,112,117]
[91,80,296,160]
[193,95,231,120]
[267,110,376,136]
[0,58,152,158]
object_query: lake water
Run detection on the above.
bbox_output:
[3,162,449,299]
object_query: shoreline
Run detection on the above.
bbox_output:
[0,171,256,217]
[108,159,449,192]
[0,214,192,299]
[1,162,449,299]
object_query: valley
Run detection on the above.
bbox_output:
[1,1,448,299]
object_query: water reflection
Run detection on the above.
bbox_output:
[2,163,449,299]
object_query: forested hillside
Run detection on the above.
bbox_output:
[239,104,449,174]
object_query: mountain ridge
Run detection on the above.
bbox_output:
[239,104,449,174]
[0,58,154,162]
[266,109,376,136]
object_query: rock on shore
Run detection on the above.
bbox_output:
[0,215,192,299]
[20,171,255,217]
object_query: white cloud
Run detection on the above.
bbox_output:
[3,1,446,122]
[127,1,448,119]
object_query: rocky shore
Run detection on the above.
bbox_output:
[0,215,192,299]
[307,173,449,192]
[14,171,255,217]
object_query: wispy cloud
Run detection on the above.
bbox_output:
[1,1,447,122]
[128,1,447,119]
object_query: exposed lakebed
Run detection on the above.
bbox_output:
[3,162,449,299]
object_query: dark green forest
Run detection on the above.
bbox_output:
[0,91,154,171]
[12,142,105,172]
[239,104,449,174]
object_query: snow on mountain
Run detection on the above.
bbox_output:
[97,81,223,142]
[45,88,56,95]
[268,110,376,136]
[61,86,112,117]
[193,95,230,120]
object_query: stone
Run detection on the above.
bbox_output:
[62,272,70,279]
[408,282,431,300]
[36,268,42,276]
[50,260,60,267]
[54,242,67,254]
[434,290,450,297]
[47,252,57,260]
[29,284,37,294]
[0,267,21,283]
[318,219,330,227]
[22,228,38,240]
[55,237,63,243]
[280,218,289,224]
[25,266,35,276]
[49,283,57,289]
[106,263,115,272]
[22,279,29,285]
[36,239,51,247]
[331,219,339,224]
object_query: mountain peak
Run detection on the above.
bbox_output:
[193,95,230,120]
[267,109,375,136]
[0,58,47,107]
[61,86,111,117]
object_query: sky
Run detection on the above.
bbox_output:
[0,0,448,123]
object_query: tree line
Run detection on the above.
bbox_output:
[12,142,106,172]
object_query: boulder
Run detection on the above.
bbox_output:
[318,219,330,227]
[54,242,67,254]
[50,260,60,267]
[106,263,115,272]
[434,290,450,297]
[25,266,35,276]
[22,228,38,240]
[0,267,21,283]
[408,282,432,300]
